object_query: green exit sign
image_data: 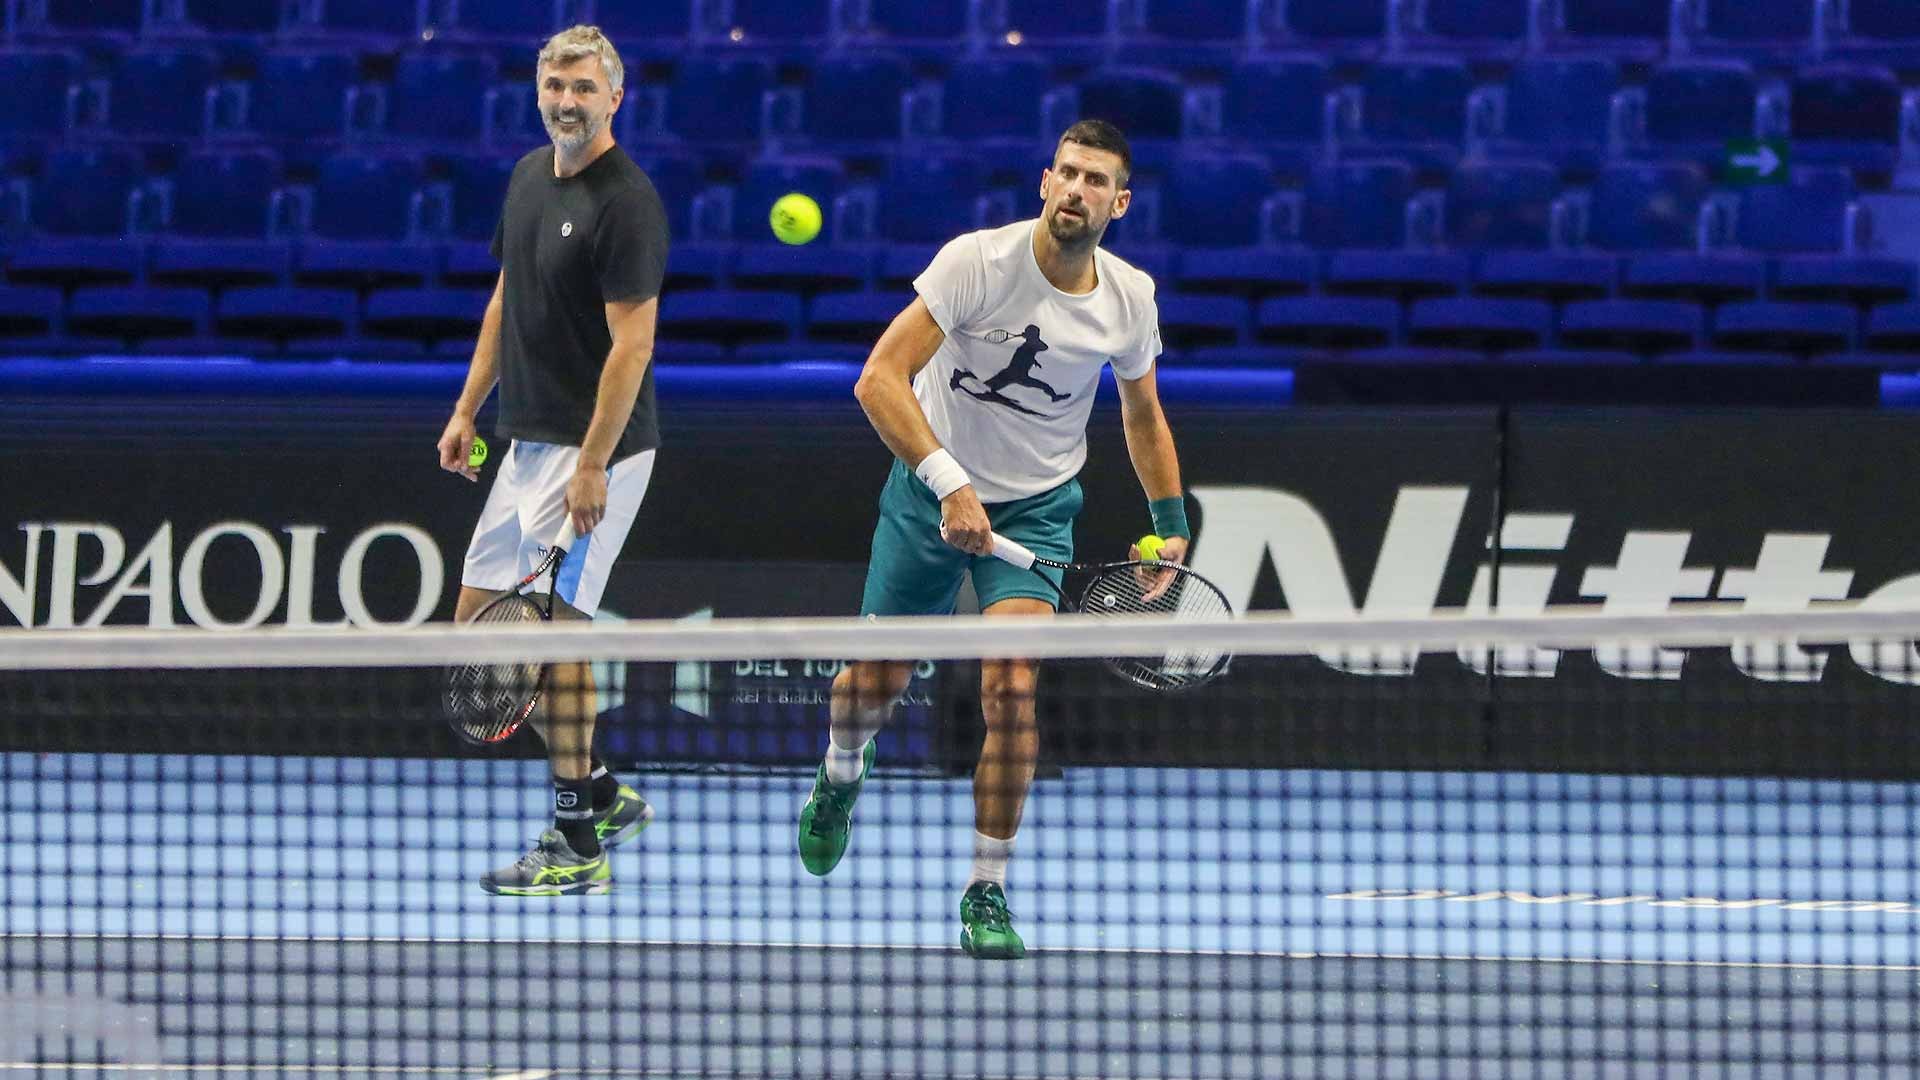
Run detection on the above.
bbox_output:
[1724,138,1789,184]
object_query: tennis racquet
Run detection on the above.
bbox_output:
[986,531,1234,692]
[443,520,578,745]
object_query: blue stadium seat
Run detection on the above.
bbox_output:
[252,51,360,142]
[1712,300,1854,353]
[446,154,514,240]
[1772,256,1915,305]
[1694,0,1816,57]
[1560,299,1702,352]
[941,54,1049,140]
[1643,61,1758,165]
[1156,294,1249,350]
[1588,163,1710,251]
[586,0,694,44]
[804,52,912,143]
[808,291,910,343]
[723,0,834,45]
[387,52,498,142]
[1496,58,1619,172]
[994,0,1115,55]
[1163,151,1273,248]
[663,290,802,346]
[1183,344,1304,368]
[1141,0,1249,40]
[170,148,281,238]
[111,50,218,138]
[0,49,81,140]
[32,145,143,236]
[1355,59,1472,173]
[362,288,490,343]
[215,287,357,342]
[183,0,283,33]
[1256,296,1398,348]
[1415,0,1530,56]
[1223,56,1328,167]
[1790,64,1901,174]
[311,153,425,240]
[631,150,702,241]
[1737,169,1856,254]
[666,55,774,141]
[1661,348,1798,365]
[732,155,843,241]
[442,240,501,288]
[1473,252,1615,300]
[1325,251,1470,299]
[311,0,423,39]
[36,0,143,35]
[878,244,939,289]
[149,239,290,289]
[862,0,971,52]
[1304,160,1414,249]
[443,0,563,41]
[1837,0,1920,63]
[1177,250,1317,296]
[66,287,209,343]
[1622,254,1763,303]
[880,152,986,243]
[1551,0,1670,59]
[1447,161,1558,250]
[1413,294,1559,349]
[1280,0,1388,54]
[1077,68,1186,141]
[0,288,64,340]
[1865,303,1920,350]
[732,245,872,293]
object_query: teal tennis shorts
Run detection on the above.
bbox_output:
[860,459,1082,616]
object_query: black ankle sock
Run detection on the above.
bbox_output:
[589,756,620,811]
[554,776,599,856]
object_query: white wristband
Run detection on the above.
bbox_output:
[914,448,971,500]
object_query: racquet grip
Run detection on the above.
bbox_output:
[988,532,1038,569]
[553,518,578,553]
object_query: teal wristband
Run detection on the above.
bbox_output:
[1148,495,1189,539]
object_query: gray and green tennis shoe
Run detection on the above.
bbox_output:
[479,829,611,896]
[797,740,876,876]
[595,783,654,848]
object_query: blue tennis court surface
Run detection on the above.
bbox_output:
[5,753,1918,1076]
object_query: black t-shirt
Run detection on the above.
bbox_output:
[490,144,669,459]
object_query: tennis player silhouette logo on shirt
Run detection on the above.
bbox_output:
[949,325,1071,416]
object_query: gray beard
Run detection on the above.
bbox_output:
[543,112,603,152]
[1046,211,1096,250]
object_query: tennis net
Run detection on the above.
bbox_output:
[4,604,1920,1078]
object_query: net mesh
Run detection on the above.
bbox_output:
[5,606,1920,1077]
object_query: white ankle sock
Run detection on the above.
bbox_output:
[968,830,1015,887]
[824,737,869,785]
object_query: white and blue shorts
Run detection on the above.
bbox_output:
[460,439,656,618]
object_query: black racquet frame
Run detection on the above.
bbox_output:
[986,532,1234,692]
[443,520,578,745]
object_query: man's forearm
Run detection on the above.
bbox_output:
[1123,411,1183,502]
[578,345,653,470]
[854,365,945,467]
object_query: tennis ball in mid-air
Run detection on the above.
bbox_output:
[1137,535,1165,561]
[468,436,489,470]
[770,192,822,245]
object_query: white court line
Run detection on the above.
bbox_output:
[479,1071,552,1080]
[6,931,1919,973]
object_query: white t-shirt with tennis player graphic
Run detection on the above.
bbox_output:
[911,218,1162,504]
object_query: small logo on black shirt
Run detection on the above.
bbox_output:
[949,325,1069,417]
[560,221,574,237]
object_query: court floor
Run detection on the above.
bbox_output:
[5,753,1919,1077]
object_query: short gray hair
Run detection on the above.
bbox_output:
[537,25,624,94]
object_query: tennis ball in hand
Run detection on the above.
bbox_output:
[1137,535,1165,562]
[467,435,488,470]
[770,192,822,245]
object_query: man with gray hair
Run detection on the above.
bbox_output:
[436,25,670,895]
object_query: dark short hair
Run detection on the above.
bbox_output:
[1055,119,1131,186]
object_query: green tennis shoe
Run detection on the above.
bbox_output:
[959,882,1026,960]
[797,740,875,876]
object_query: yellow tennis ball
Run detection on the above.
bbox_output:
[770,192,822,245]
[467,435,488,469]
[1137,534,1165,562]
